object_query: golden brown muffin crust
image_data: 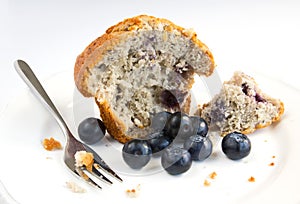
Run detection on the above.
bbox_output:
[74,15,215,97]
[74,15,216,143]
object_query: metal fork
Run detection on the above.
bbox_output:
[14,60,122,189]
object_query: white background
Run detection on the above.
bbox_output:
[1,0,300,203]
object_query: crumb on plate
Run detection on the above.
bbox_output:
[269,162,275,166]
[43,137,62,151]
[66,181,86,193]
[248,176,255,182]
[203,179,211,187]
[209,171,217,179]
[125,184,141,198]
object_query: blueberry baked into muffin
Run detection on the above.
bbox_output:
[74,15,216,143]
[200,71,284,136]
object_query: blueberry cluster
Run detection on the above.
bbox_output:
[122,111,213,175]
[77,115,252,176]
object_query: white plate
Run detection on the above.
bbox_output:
[0,71,299,204]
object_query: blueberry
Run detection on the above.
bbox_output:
[165,112,194,140]
[78,117,106,145]
[147,131,172,157]
[149,111,171,132]
[242,83,266,103]
[184,135,212,161]
[221,132,251,160]
[190,116,209,137]
[122,139,152,169]
[164,112,182,139]
[161,146,192,175]
[160,90,181,109]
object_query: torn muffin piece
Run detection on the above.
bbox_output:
[200,71,284,136]
[74,15,215,143]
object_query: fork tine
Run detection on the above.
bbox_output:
[83,144,123,182]
[74,169,102,189]
[94,161,123,182]
[85,175,102,190]
[91,165,113,185]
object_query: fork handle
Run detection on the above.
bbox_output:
[14,59,71,137]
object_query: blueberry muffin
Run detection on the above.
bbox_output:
[74,15,215,143]
[200,71,284,136]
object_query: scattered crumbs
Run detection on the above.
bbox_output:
[269,162,275,166]
[66,181,86,193]
[46,156,53,160]
[125,184,141,198]
[43,137,62,151]
[203,171,217,187]
[248,176,256,182]
[209,171,217,179]
[268,155,276,166]
[203,179,211,187]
